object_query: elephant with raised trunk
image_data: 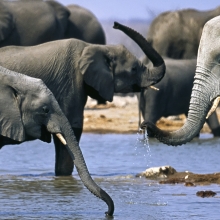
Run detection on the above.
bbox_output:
[141,16,220,146]
[147,6,220,59]
[138,58,220,137]
[0,22,165,175]
[0,66,114,216]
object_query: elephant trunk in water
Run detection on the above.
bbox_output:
[142,67,216,146]
[47,109,114,216]
[113,22,166,87]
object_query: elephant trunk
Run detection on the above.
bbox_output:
[50,113,114,216]
[143,68,215,146]
[113,22,165,86]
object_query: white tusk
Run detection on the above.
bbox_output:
[56,133,67,145]
[150,86,159,91]
[206,96,220,119]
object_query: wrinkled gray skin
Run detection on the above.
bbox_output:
[65,4,106,45]
[0,66,114,216]
[147,6,220,59]
[0,0,70,47]
[0,22,165,175]
[142,16,220,146]
[138,58,220,137]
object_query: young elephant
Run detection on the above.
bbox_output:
[0,22,165,176]
[0,66,114,216]
[138,58,220,137]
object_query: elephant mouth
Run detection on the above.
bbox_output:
[40,125,67,145]
[40,125,52,143]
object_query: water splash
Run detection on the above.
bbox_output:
[134,127,152,168]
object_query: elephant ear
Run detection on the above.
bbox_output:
[0,2,14,42]
[79,45,114,102]
[0,84,25,142]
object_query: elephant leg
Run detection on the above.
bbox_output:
[206,112,220,137]
[54,127,82,176]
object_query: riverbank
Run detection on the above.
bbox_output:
[83,95,213,134]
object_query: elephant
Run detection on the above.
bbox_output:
[0,0,70,47]
[138,58,220,137]
[141,16,220,146]
[65,4,106,45]
[0,22,166,176]
[0,66,114,216]
[0,1,105,46]
[147,6,220,59]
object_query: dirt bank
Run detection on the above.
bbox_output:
[83,96,213,134]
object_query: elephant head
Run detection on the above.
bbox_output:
[141,16,220,146]
[0,66,114,216]
[79,22,166,102]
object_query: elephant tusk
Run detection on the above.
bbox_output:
[206,96,220,119]
[150,86,159,91]
[56,133,67,145]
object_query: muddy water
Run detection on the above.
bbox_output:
[0,133,219,219]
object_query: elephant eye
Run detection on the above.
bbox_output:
[42,106,50,114]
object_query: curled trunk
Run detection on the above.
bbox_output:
[113,22,165,86]
[142,69,214,146]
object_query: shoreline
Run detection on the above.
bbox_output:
[83,96,213,134]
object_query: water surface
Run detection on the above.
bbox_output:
[0,133,219,219]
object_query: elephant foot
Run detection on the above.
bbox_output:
[211,127,220,137]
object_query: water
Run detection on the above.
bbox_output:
[0,133,219,219]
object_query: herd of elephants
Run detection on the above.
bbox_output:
[0,0,220,216]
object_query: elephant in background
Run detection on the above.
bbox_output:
[0,66,114,216]
[0,22,165,176]
[0,1,105,46]
[65,4,106,45]
[147,6,220,59]
[138,58,220,137]
[0,0,70,47]
[141,16,220,146]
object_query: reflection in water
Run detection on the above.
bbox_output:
[0,134,219,219]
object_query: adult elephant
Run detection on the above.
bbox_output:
[141,16,220,146]
[0,66,114,216]
[65,4,106,45]
[0,22,166,175]
[0,0,70,47]
[147,6,220,59]
[138,58,220,137]
[0,1,106,47]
